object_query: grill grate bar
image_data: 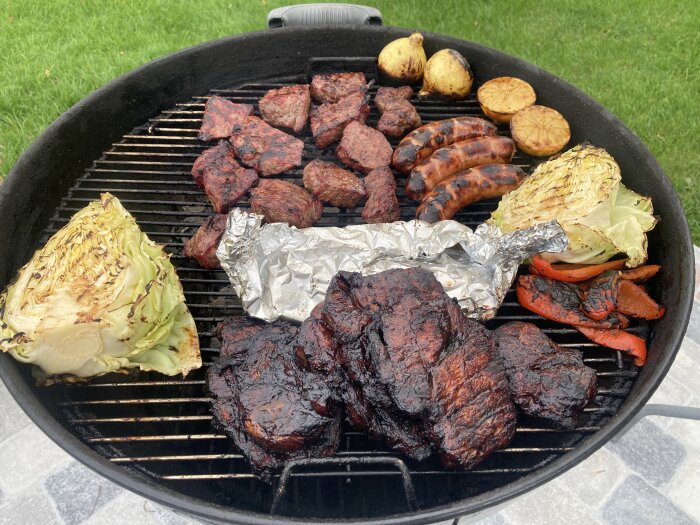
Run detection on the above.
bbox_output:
[88,434,227,443]
[60,397,210,406]
[71,416,212,424]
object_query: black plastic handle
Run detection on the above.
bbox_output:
[267,3,382,28]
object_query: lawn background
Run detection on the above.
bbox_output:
[1,0,698,239]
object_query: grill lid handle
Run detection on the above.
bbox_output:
[267,3,382,28]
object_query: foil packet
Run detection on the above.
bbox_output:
[217,208,568,322]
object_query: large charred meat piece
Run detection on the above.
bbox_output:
[199,95,254,141]
[250,179,323,228]
[190,142,259,213]
[259,84,311,134]
[375,86,421,138]
[302,160,366,208]
[315,268,517,467]
[310,92,370,149]
[336,121,393,174]
[207,318,341,479]
[183,214,228,269]
[361,167,400,223]
[310,72,368,104]
[230,116,304,176]
[494,321,597,429]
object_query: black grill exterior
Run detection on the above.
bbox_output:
[0,27,692,524]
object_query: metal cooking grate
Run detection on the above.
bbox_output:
[35,72,643,519]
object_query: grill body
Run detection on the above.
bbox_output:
[0,27,693,524]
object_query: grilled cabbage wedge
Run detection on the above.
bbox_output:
[477,77,536,123]
[510,105,571,156]
[489,144,657,267]
[0,193,201,382]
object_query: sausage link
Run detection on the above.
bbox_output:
[391,117,498,173]
[406,136,515,201]
[416,164,526,223]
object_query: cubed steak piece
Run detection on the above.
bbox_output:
[259,84,311,135]
[190,142,258,213]
[361,167,400,223]
[183,214,228,269]
[230,116,304,176]
[310,72,368,104]
[375,86,421,137]
[207,318,341,479]
[250,179,323,228]
[310,91,370,149]
[494,321,597,429]
[302,160,366,208]
[199,95,254,141]
[336,121,393,174]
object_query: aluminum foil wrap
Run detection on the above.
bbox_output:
[217,208,568,322]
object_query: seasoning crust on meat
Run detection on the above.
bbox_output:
[183,214,228,269]
[199,95,254,141]
[230,116,304,176]
[259,84,311,135]
[310,72,368,104]
[302,160,366,208]
[250,179,323,229]
[336,121,393,174]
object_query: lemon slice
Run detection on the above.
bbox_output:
[510,105,571,157]
[477,77,536,123]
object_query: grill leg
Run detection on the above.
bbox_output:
[611,404,700,442]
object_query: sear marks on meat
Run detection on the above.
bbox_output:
[361,167,400,223]
[302,160,366,208]
[190,142,259,213]
[315,268,517,466]
[199,95,254,141]
[375,86,421,138]
[250,179,323,228]
[208,318,341,479]
[336,121,393,174]
[494,321,597,429]
[310,72,368,104]
[230,116,304,176]
[183,214,228,269]
[310,91,370,149]
[259,84,311,135]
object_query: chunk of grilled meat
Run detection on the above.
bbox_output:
[259,84,311,135]
[314,268,517,467]
[336,121,393,174]
[310,72,368,104]
[310,92,370,149]
[208,318,341,479]
[250,179,323,228]
[199,95,254,141]
[494,321,597,429]
[230,116,304,176]
[361,167,400,223]
[375,86,421,137]
[190,142,258,213]
[302,160,366,208]
[183,214,227,269]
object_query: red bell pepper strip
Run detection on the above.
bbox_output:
[619,265,661,283]
[529,255,628,283]
[516,275,628,329]
[577,326,647,366]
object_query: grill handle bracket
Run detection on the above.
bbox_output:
[270,456,417,514]
[267,4,382,28]
[612,403,700,442]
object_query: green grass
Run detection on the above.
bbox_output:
[1,0,699,238]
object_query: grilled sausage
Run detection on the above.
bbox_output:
[406,135,516,201]
[416,164,526,223]
[391,117,498,173]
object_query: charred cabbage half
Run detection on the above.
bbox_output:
[0,193,201,381]
[489,144,657,267]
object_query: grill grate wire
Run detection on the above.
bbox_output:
[36,75,641,519]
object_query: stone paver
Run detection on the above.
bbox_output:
[0,482,61,525]
[503,480,602,525]
[608,418,686,487]
[601,474,695,525]
[44,463,124,525]
[557,446,627,509]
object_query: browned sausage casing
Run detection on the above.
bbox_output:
[406,135,516,201]
[391,117,498,173]
[416,164,526,223]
